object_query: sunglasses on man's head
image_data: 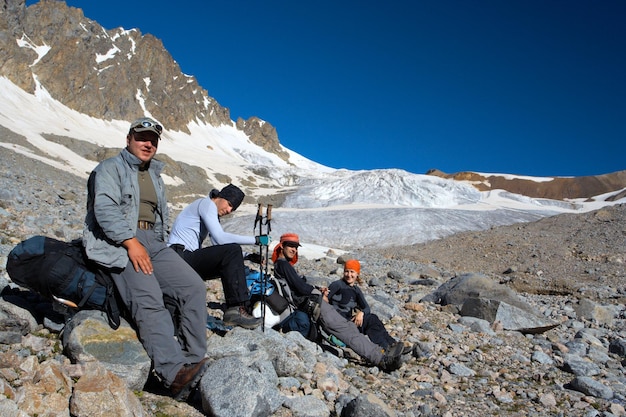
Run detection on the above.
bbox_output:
[134,120,163,134]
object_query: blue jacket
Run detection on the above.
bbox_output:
[83,148,168,268]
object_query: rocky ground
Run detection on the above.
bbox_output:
[0,147,625,416]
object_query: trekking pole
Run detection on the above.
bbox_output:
[263,205,273,331]
[256,203,266,331]
[254,203,263,232]
[264,204,272,282]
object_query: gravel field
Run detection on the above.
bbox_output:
[1,146,625,417]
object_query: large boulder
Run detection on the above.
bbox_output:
[62,310,151,391]
[422,273,559,334]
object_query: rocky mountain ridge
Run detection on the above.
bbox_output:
[426,169,626,202]
[2,0,625,206]
[0,0,284,158]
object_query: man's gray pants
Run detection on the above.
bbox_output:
[111,229,207,387]
[318,301,383,364]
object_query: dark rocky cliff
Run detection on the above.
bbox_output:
[0,0,283,158]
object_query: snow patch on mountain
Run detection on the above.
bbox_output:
[0,76,623,257]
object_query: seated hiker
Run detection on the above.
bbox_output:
[244,266,313,338]
[326,259,398,350]
[168,184,268,329]
[83,117,208,401]
[271,233,404,372]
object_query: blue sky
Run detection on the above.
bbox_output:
[28,1,625,177]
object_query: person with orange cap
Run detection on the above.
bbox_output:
[272,233,404,372]
[327,259,398,350]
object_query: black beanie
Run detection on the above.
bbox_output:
[219,184,245,211]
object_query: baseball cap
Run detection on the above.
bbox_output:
[130,117,163,138]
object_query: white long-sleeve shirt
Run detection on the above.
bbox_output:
[168,197,255,251]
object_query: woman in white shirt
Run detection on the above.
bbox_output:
[168,184,268,329]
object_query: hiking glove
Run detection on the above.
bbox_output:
[255,235,271,246]
[244,253,263,264]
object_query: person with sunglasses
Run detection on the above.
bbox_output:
[168,184,267,329]
[83,117,208,401]
[271,233,405,372]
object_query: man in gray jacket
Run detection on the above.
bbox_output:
[83,117,208,401]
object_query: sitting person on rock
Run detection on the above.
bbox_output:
[168,184,268,329]
[326,259,399,350]
[271,233,404,372]
[83,117,208,401]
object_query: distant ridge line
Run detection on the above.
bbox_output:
[426,169,626,201]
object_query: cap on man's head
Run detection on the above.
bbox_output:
[344,259,361,274]
[280,233,301,247]
[219,184,245,211]
[130,117,163,138]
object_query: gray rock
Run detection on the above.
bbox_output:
[340,392,397,417]
[458,316,495,335]
[461,297,559,334]
[448,363,476,377]
[283,395,330,417]
[0,397,29,417]
[421,273,527,310]
[587,346,611,364]
[531,351,554,365]
[0,298,38,333]
[575,298,615,326]
[609,339,626,357]
[200,356,285,417]
[368,291,401,321]
[568,376,614,399]
[69,363,145,417]
[62,310,151,391]
[562,354,601,376]
[206,327,321,377]
[565,340,589,356]
[387,271,404,281]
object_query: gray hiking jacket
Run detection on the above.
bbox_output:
[83,148,168,269]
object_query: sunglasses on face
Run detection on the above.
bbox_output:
[283,242,299,248]
[132,132,159,143]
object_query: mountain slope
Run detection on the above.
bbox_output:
[0,0,624,252]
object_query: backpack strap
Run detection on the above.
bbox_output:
[271,269,297,308]
[75,240,122,330]
[91,267,121,330]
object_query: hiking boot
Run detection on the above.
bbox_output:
[378,341,404,372]
[170,358,210,401]
[223,305,262,329]
[388,339,413,355]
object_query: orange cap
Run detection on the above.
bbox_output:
[344,259,361,274]
[271,233,301,265]
[280,233,301,246]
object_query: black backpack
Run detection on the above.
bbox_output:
[6,235,121,329]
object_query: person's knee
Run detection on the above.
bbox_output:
[224,243,244,259]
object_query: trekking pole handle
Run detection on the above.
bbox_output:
[266,204,272,221]
[257,203,263,218]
